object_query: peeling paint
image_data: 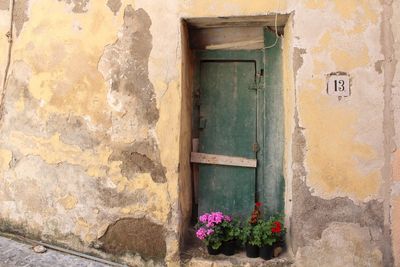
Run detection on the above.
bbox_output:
[13,0,29,36]
[109,142,166,183]
[0,0,398,265]
[59,0,90,13]
[106,0,121,15]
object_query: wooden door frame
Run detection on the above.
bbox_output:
[189,29,284,220]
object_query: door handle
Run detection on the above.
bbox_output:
[199,118,207,129]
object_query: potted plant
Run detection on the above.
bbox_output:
[258,213,286,260]
[256,220,275,260]
[220,218,240,256]
[239,202,262,258]
[269,213,286,257]
[195,211,239,256]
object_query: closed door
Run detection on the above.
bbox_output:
[197,59,258,218]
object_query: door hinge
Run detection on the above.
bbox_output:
[252,143,260,152]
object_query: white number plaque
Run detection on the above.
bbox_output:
[327,74,350,97]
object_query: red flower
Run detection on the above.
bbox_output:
[271,221,282,233]
[255,202,262,207]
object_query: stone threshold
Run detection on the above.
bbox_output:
[181,228,293,266]
[181,239,293,267]
[184,253,293,267]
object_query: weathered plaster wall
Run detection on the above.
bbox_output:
[287,0,395,266]
[0,0,398,266]
[0,0,181,265]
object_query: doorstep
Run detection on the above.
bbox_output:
[184,252,293,267]
[181,236,293,267]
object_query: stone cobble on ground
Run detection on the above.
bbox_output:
[0,236,111,267]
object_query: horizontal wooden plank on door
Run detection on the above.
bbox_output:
[190,152,257,168]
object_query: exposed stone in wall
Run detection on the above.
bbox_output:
[295,223,382,267]
[99,218,166,260]
[58,0,89,13]
[106,0,121,15]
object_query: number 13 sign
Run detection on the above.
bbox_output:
[327,73,350,97]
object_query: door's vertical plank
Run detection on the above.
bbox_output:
[259,29,284,216]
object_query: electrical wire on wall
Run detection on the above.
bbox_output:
[264,0,281,49]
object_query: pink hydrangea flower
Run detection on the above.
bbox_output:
[199,211,232,227]
[206,229,214,235]
[212,212,224,224]
[199,213,209,223]
[196,227,207,240]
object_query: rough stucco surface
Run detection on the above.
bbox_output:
[0,1,178,265]
[0,0,398,266]
[295,223,382,267]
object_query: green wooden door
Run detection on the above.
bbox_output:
[197,55,260,218]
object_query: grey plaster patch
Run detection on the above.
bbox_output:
[13,0,29,37]
[96,184,148,208]
[291,178,384,247]
[0,61,49,139]
[99,6,166,183]
[295,222,382,267]
[293,48,306,84]
[106,0,121,15]
[109,141,166,183]
[98,5,159,125]
[59,0,90,13]
[375,59,384,74]
[0,62,102,150]
[0,0,9,10]
[46,114,102,150]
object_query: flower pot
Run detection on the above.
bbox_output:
[245,243,259,258]
[259,245,273,260]
[207,245,221,255]
[221,240,236,256]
